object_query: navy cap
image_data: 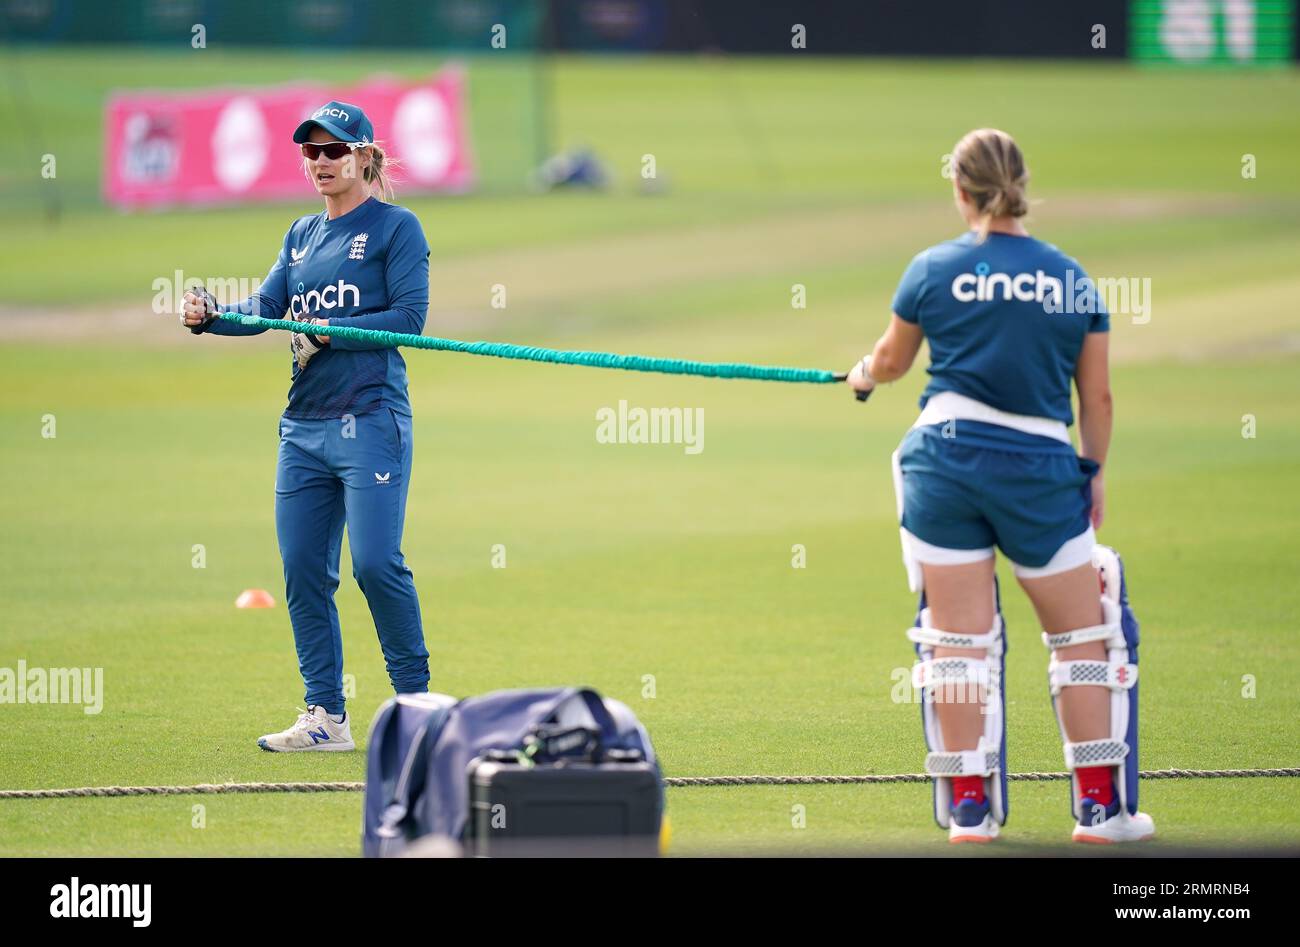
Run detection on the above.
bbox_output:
[292,100,374,144]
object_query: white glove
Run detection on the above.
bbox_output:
[847,355,877,390]
[290,318,326,370]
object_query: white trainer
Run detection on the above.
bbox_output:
[949,816,1000,844]
[948,798,999,844]
[257,706,355,752]
[1073,809,1156,844]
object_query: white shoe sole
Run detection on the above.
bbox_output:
[950,832,998,845]
[1073,830,1155,844]
[257,738,355,753]
[1073,812,1155,844]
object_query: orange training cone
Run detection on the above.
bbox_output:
[235,589,276,609]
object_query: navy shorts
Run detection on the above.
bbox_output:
[896,423,1098,570]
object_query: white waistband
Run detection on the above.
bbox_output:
[912,392,1070,444]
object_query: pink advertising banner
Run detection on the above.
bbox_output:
[104,70,473,209]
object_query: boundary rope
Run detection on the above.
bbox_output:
[216,313,843,385]
[3,768,1296,799]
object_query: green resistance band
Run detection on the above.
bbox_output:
[216,313,859,389]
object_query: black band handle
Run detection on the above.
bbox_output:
[831,371,873,403]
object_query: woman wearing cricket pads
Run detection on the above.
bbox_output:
[846,129,1152,843]
[180,101,432,751]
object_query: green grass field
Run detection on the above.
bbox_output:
[1,49,1298,856]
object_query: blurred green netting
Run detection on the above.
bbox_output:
[0,0,545,49]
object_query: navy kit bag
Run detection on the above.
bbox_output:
[362,687,664,857]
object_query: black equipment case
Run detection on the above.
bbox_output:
[466,744,663,856]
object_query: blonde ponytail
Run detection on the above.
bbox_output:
[952,128,1029,242]
[361,141,399,202]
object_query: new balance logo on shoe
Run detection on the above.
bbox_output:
[257,707,354,752]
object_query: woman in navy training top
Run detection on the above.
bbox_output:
[847,129,1153,844]
[181,101,431,752]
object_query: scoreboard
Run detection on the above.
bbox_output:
[1131,0,1295,65]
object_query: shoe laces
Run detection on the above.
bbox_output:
[290,706,324,733]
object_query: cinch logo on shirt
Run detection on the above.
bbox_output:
[951,269,1064,307]
[290,279,360,316]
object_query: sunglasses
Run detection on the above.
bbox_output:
[300,141,361,161]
